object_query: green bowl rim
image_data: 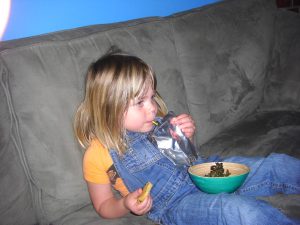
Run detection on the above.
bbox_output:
[188,162,250,179]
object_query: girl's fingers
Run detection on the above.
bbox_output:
[182,128,195,139]
[173,114,195,126]
[177,117,195,132]
[136,196,152,215]
[171,113,196,140]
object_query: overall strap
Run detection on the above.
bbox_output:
[109,149,143,192]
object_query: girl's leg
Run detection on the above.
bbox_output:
[161,191,295,225]
[223,153,300,196]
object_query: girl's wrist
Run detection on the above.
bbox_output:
[121,195,130,212]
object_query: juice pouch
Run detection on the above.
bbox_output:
[149,111,198,166]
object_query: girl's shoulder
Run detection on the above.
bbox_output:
[85,139,111,162]
[87,139,107,152]
[83,139,113,181]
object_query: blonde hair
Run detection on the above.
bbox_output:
[74,49,167,154]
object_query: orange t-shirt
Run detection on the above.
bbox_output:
[83,139,129,196]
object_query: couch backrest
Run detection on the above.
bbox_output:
[259,9,300,112]
[0,65,37,224]
[170,0,277,143]
[0,0,280,224]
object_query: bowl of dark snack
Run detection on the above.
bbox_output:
[188,162,250,194]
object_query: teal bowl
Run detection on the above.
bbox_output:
[188,162,250,194]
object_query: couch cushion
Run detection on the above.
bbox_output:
[52,204,153,225]
[198,111,300,159]
[171,0,277,145]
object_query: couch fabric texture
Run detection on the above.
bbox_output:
[0,0,299,224]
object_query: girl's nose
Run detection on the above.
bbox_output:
[148,99,157,114]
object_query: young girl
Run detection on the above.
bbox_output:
[74,49,300,225]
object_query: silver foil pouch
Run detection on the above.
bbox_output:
[149,111,198,166]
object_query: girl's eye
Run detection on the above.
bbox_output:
[137,100,144,106]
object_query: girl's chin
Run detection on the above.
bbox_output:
[127,122,154,133]
[128,126,153,133]
[141,123,154,133]
[140,127,153,133]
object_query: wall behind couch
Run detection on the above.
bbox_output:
[1,0,220,41]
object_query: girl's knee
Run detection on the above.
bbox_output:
[222,195,255,209]
[221,195,290,224]
[266,153,298,169]
[267,153,296,162]
[222,195,270,217]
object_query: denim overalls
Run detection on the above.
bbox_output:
[110,131,300,225]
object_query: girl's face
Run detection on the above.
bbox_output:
[124,85,158,133]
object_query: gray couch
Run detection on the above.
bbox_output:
[1,0,300,224]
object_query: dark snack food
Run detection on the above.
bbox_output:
[205,162,231,177]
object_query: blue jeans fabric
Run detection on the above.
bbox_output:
[110,131,300,225]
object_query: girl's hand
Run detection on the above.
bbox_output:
[123,188,152,216]
[171,114,196,140]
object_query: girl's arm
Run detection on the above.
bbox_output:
[87,182,152,219]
